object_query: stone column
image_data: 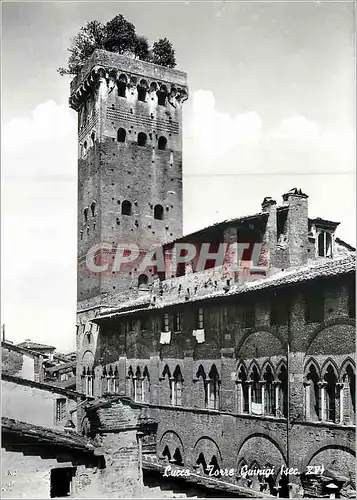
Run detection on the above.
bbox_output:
[247,381,253,414]
[274,381,281,417]
[304,381,311,420]
[318,382,327,421]
[337,383,344,424]
[260,381,266,416]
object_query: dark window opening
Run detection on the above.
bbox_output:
[138,274,149,290]
[157,91,166,106]
[278,365,288,418]
[174,311,181,332]
[318,231,333,258]
[173,448,183,466]
[138,132,147,146]
[90,132,95,147]
[158,136,167,150]
[238,366,249,414]
[305,285,324,323]
[90,202,96,217]
[243,306,255,329]
[277,209,288,241]
[324,365,337,422]
[154,204,164,220]
[137,87,147,102]
[117,128,126,143]
[251,366,261,405]
[83,208,88,223]
[118,78,127,98]
[161,313,170,332]
[55,398,67,423]
[196,453,208,475]
[346,365,356,417]
[263,366,275,415]
[306,364,320,421]
[50,467,76,498]
[121,200,132,216]
[141,316,151,330]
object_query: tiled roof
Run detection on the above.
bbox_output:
[45,361,77,374]
[17,341,55,351]
[97,254,355,320]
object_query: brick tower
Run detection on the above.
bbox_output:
[69,49,188,389]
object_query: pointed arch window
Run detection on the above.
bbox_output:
[344,364,356,423]
[82,366,94,397]
[90,202,96,217]
[142,366,150,403]
[263,365,275,416]
[306,363,320,421]
[135,366,142,402]
[278,364,288,418]
[83,208,88,223]
[251,366,262,406]
[207,365,220,410]
[324,365,337,422]
[127,366,134,399]
[237,365,249,414]
[162,364,172,405]
[172,365,183,406]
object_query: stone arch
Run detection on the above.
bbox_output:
[159,430,185,457]
[321,357,340,380]
[306,319,355,356]
[237,433,287,466]
[81,350,94,366]
[237,329,286,359]
[304,357,321,379]
[341,357,356,378]
[261,360,276,379]
[302,441,355,475]
[247,360,261,379]
[193,436,222,462]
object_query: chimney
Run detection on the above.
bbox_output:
[283,188,309,267]
[261,197,277,269]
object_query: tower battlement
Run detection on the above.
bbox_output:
[69,49,188,111]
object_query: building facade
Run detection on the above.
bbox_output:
[71,50,356,497]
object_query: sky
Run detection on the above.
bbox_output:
[2,1,356,351]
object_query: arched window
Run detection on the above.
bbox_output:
[162,364,172,405]
[207,365,220,410]
[237,365,249,414]
[82,366,94,397]
[142,366,150,403]
[137,80,148,102]
[196,364,207,408]
[324,364,337,422]
[138,274,149,290]
[278,364,288,418]
[172,365,183,406]
[209,456,221,477]
[135,366,142,402]
[263,365,275,416]
[121,200,132,215]
[306,363,320,421]
[127,366,134,398]
[138,132,147,146]
[172,448,183,466]
[196,452,208,475]
[83,208,88,223]
[345,364,356,423]
[117,128,126,143]
[157,87,167,106]
[251,366,262,413]
[158,136,167,150]
[162,445,171,463]
[154,204,164,220]
[90,202,96,217]
[118,74,127,98]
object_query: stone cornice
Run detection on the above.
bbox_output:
[69,50,188,111]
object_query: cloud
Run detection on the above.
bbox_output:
[273,115,320,139]
[189,90,262,157]
[2,100,77,179]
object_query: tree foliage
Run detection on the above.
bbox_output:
[151,38,176,69]
[58,15,176,76]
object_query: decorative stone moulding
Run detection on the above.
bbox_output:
[69,65,188,111]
